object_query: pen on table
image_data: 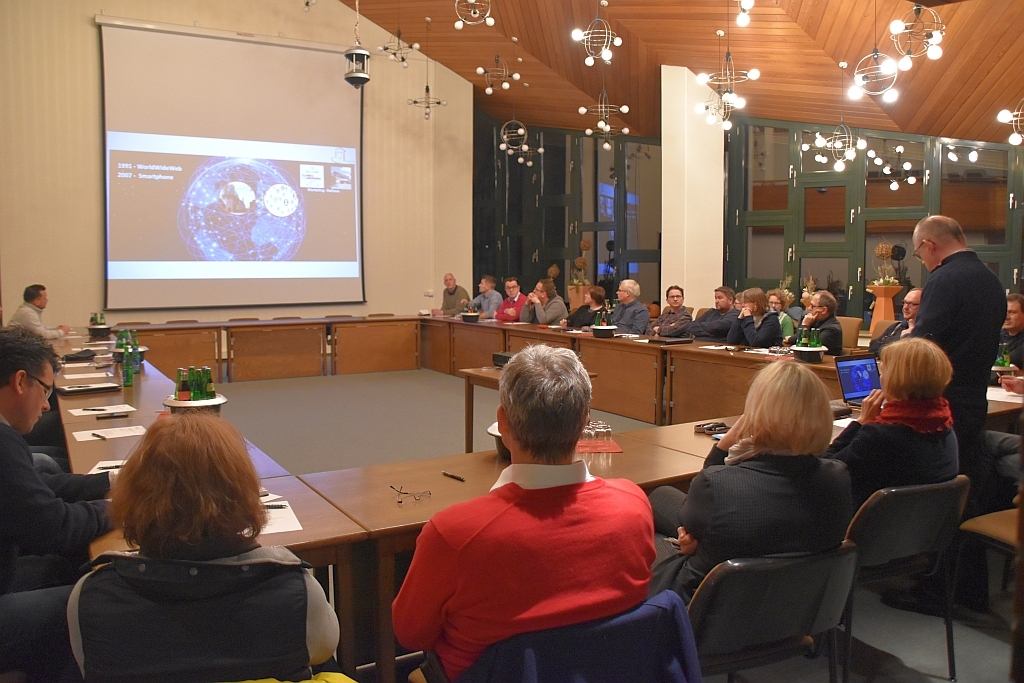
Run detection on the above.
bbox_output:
[96,464,122,470]
[91,432,108,440]
[81,407,107,412]
[442,470,466,482]
[96,413,129,420]
[263,503,288,509]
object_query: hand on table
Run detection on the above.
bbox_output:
[504,307,518,317]
[999,375,1024,395]
[857,389,885,424]
[676,526,699,555]
[716,414,746,452]
[58,324,72,334]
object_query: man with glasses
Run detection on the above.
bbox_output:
[646,285,692,337]
[494,277,527,322]
[785,290,844,355]
[520,278,568,325]
[611,279,650,334]
[0,328,113,680]
[868,287,922,356]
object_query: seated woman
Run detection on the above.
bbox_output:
[767,288,796,338]
[726,287,783,348]
[562,285,607,328]
[68,413,339,683]
[648,361,853,603]
[823,337,959,508]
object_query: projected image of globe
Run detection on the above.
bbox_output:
[178,158,305,261]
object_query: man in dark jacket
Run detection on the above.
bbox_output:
[787,290,844,355]
[0,328,112,680]
[688,286,739,342]
[869,287,921,356]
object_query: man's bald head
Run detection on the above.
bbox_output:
[914,215,966,247]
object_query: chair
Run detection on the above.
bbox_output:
[695,307,709,320]
[870,319,897,341]
[959,508,1018,592]
[689,541,858,683]
[273,316,302,320]
[228,317,261,321]
[647,303,662,319]
[411,590,701,683]
[368,313,395,317]
[842,475,970,683]
[685,306,694,315]
[836,316,863,353]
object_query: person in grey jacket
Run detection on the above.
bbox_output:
[520,279,568,325]
[612,280,650,334]
[8,285,72,340]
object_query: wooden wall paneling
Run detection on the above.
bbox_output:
[505,329,574,352]
[420,319,453,374]
[332,321,420,375]
[451,322,505,371]
[577,337,663,424]
[134,329,220,382]
[228,325,325,382]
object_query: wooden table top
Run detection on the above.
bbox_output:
[57,363,174,424]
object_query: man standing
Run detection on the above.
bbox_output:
[688,287,739,342]
[787,290,844,355]
[392,345,654,682]
[520,279,568,325]
[431,273,470,317]
[911,215,1005,517]
[8,285,72,340]
[869,287,922,356]
[611,280,650,334]
[0,328,113,680]
[494,277,527,322]
[647,286,692,337]
[469,275,504,318]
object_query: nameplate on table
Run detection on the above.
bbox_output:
[261,501,302,534]
[68,404,137,417]
[72,426,147,442]
[63,372,113,380]
[987,386,1024,403]
[88,460,126,474]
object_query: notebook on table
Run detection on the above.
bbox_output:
[834,355,882,408]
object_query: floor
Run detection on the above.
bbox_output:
[219,368,1014,683]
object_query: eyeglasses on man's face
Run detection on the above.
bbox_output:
[27,373,53,400]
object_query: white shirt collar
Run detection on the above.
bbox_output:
[490,459,595,491]
[0,411,9,428]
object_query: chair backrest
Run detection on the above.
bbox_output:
[456,590,701,683]
[228,317,260,322]
[695,307,709,320]
[273,316,302,320]
[685,306,694,315]
[647,303,662,318]
[688,541,857,658]
[165,319,197,324]
[845,475,969,568]
[836,316,863,350]
[870,319,898,340]
[368,313,395,317]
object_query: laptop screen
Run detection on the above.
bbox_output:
[835,355,882,402]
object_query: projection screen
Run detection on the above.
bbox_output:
[99,19,364,309]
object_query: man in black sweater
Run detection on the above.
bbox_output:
[995,293,1024,377]
[786,289,844,355]
[688,286,739,342]
[0,328,113,681]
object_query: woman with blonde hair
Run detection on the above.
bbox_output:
[726,287,783,348]
[67,413,339,682]
[824,337,958,507]
[648,361,853,602]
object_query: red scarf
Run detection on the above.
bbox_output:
[873,396,953,434]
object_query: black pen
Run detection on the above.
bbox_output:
[96,465,122,470]
[263,503,288,509]
[442,470,466,482]
[91,432,108,440]
[81,407,107,412]
[97,413,129,420]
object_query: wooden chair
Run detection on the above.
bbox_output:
[870,319,897,341]
[842,476,970,683]
[694,307,709,320]
[647,303,662,319]
[836,316,863,353]
[685,306,694,315]
[959,508,1018,592]
[273,316,302,320]
[368,313,395,317]
[228,317,260,322]
[690,542,857,683]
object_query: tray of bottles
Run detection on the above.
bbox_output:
[163,393,228,414]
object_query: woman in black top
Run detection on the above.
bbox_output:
[562,285,607,328]
[726,287,783,348]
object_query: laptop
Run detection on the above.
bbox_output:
[834,354,882,408]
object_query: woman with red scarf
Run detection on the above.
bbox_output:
[823,337,959,508]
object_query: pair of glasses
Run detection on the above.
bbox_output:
[27,373,53,400]
[391,486,431,504]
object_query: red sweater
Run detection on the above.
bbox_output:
[392,478,655,681]
[494,294,527,321]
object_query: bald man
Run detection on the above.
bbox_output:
[431,273,470,317]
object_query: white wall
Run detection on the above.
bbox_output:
[0,0,472,325]
[660,65,726,312]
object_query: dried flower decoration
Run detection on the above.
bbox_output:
[579,238,593,252]
[547,263,561,279]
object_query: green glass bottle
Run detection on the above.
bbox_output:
[176,368,191,401]
[122,352,134,387]
[998,342,1010,367]
[203,367,215,400]
[188,366,198,401]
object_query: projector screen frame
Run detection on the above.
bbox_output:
[96,16,366,311]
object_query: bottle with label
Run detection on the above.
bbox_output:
[122,352,134,388]
[203,367,215,400]
[176,369,191,401]
[90,313,97,326]
[997,342,1011,367]
[188,366,198,401]
[130,342,141,374]
[99,312,106,325]
[130,329,139,347]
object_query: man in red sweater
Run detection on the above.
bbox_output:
[392,345,655,681]
[493,276,527,322]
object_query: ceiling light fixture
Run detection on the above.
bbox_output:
[823,62,865,172]
[694,10,759,129]
[852,0,898,101]
[377,1,418,68]
[997,98,1024,146]
[343,0,370,88]
[476,37,523,95]
[580,84,630,147]
[454,0,494,30]
[407,19,445,119]
[571,0,623,67]
[890,3,945,72]
[736,0,754,27]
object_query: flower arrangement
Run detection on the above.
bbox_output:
[547,263,560,279]
[777,274,796,308]
[871,242,900,286]
[570,239,593,285]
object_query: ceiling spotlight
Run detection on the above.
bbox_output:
[907,175,917,184]
[903,161,912,171]
[882,89,899,103]
[867,149,876,158]
[947,151,958,162]
[890,180,899,191]
[968,150,979,163]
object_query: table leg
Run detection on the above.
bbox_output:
[375,538,398,683]
[465,377,474,453]
[334,545,357,676]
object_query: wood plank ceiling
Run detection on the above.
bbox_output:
[339,0,1024,143]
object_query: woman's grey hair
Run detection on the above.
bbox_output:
[498,345,591,463]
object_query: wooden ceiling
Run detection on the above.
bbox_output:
[339,0,1024,143]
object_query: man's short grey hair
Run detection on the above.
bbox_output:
[619,280,640,298]
[498,345,591,464]
[915,215,966,246]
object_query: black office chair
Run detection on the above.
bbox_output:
[842,475,970,683]
[688,541,858,683]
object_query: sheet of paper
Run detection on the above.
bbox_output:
[743,348,771,355]
[259,492,283,503]
[63,372,113,379]
[68,404,137,416]
[88,460,126,474]
[987,386,1024,403]
[64,335,85,339]
[61,382,121,392]
[702,345,729,350]
[631,339,650,343]
[72,425,147,441]
[63,362,97,368]
[261,502,303,534]
[834,418,855,428]
[84,341,115,347]
[614,333,639,338]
